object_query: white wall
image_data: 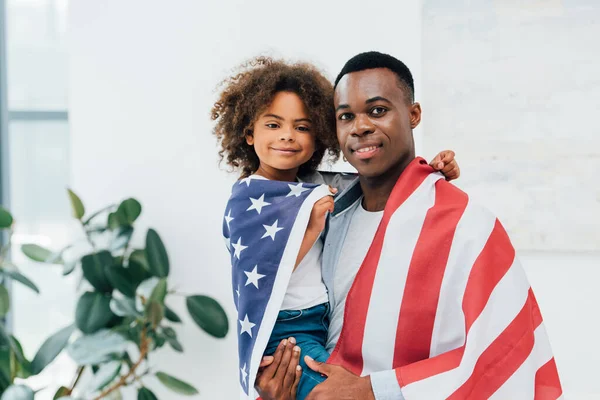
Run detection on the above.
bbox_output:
[68,1,598,399]
[68,1,422,398]
[520,251,600,399]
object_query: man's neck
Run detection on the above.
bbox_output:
[359,155,415,212]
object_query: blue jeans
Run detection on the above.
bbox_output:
[265,303,330,400]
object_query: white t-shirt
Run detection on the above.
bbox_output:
[281,238,328,310]
[326,199,384,352]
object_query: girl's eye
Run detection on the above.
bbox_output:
[266,123,279,129]
[371,107,387,116]
[338,113,353,121]
[297,126,311,132]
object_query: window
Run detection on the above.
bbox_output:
[2,0,76,396]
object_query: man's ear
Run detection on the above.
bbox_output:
[410,102,422,129]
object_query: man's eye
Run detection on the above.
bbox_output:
[266,123,279,129]
[371,107,387,116]
[339,113,353,121]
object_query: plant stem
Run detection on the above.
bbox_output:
[93,325,150,400]
[80,220,96,251]
[66,366,86,395]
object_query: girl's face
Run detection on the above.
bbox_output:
[246,91,316,181]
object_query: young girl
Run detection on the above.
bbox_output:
[212,57,458,400]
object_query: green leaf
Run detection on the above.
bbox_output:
[148,279,167,305]
[10,336,32,379]
[0,207,13,229]
[30,324,75,375]
[129,250,150,272]
[0,285,9,317]
[145,301,164,329]
[0,347,11,391]
[145,229,169,277]
[88,361,121,392]
[107,212,120,230]
[137,387,158,400]
[0,269,39,294]
[117,198,142,225]
[0,384,34,400]
[62,259,78,276]
[165,305,182,323]
[167,336,183,353]
[186,295,229,338]
[105,266,137,297]
[109,297,140,318]
[67,189,85,220]
[134,278,159,312]
[67,330,128,365]
[53,386,70,400]
[155,372,198,396]
[0,324,26,366]
[81,251,113,293]
[110,226,133,252]
[20,244,57,263]
[83,204,116,226]
[75,292,115,334]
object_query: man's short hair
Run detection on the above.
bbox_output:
[334,51,415,103]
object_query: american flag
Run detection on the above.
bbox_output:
[326,158,563,399]
[223,175,331,399]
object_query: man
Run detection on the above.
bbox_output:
[256,52,562,399]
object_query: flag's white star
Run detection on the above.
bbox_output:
[240,363,248,385]
[247,194,271,214]
[286,183,309,197]
[231,237,248,259]
[224,209,234,230]
[224,237,230,250]
[239,314,256,337]
[239,176,253,186]
[244,265,266,289]
[261,219,284,240]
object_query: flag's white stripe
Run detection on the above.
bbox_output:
[489,324,554,400]
[244,184,332,400]
[429,201,497,357]
[402,258,529,399]
[361,173,442,375]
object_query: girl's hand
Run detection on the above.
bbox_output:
[307,193,335,235]
[255,338,302,400]
[430,150,460,181]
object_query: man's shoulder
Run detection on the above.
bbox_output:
[434,179,499,224]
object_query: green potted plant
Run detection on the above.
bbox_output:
[17,190,229,399]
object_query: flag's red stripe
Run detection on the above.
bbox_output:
[393,180,468,368]
[397,346,465,387]
[534,358,562,400]
[448,289,541,399]
[398,219,516,386]
[462,219,516,332]
[328,158,433,374]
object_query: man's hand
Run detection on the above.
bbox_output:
[255,338,302,400]
[304,356,375,400]
[429,150,460,181]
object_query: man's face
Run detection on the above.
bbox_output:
[334,68,421,179]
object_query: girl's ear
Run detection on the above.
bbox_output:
[245,129,254,145]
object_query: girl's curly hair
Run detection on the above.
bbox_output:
[211,57,340,178]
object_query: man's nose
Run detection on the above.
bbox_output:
[352,114,375,137]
